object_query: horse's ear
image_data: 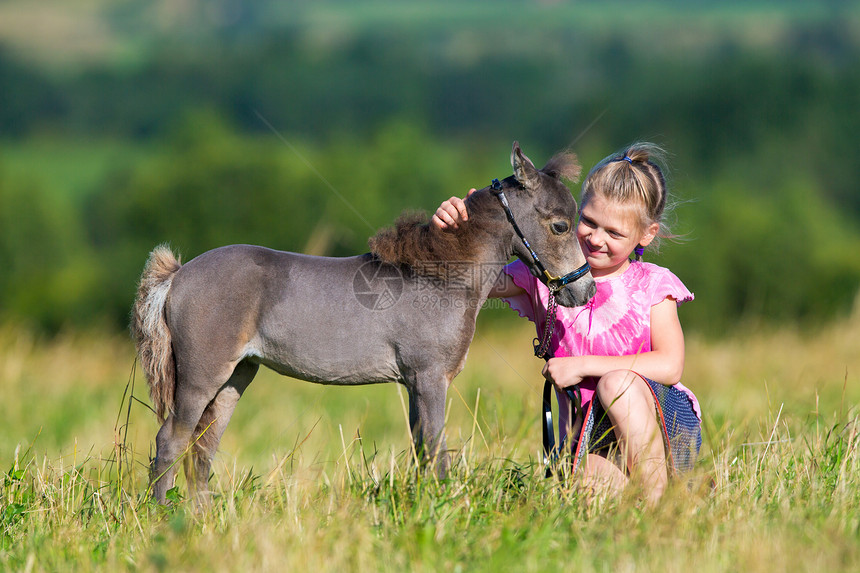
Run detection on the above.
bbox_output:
[511,141,540,190]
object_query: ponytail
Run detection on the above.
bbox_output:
[580,142,673,255]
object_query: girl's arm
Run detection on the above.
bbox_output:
[431,190,525,299]
[488,273,525,298]
[542,297,686,387]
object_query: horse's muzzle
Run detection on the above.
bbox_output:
[554,278,596,308]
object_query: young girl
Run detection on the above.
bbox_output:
[432,143,701,504]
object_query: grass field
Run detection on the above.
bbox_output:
[2,305,859,571]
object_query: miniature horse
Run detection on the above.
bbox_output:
[132,142,594,504]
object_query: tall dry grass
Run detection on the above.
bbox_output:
[1,307,859,571]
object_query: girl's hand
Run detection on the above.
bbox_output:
[542,357,586,389]
[431,189,476,231]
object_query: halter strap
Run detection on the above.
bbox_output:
[490,177,590,477]
[491,178,590,293]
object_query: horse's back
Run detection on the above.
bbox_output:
[174,244,367,284]
[166,244,408,385]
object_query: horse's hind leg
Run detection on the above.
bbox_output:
[151,393,213,504]
[151,359,243,504]
[186,360,259,505]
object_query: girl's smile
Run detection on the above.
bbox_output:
[576,194,658,279]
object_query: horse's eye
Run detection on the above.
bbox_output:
[551,221,569,235]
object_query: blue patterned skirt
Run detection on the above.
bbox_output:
[570,376,702,475]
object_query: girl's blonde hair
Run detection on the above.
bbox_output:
[580,142,671,261]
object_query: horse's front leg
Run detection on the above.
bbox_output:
[406,370,450,477]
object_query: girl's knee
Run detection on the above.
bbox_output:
[596,370,644,403]
[596,371,657,422]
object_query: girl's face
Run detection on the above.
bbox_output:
[576,193,658,279]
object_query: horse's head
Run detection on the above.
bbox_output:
[492,142,596,307]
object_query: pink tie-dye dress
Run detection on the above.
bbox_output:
[502,259,701,435]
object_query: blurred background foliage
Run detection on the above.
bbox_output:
[1,0,859,335]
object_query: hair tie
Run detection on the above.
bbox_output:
[634,245,645,258]
[623,155,633,164]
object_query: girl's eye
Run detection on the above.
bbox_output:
[551,221,569,235]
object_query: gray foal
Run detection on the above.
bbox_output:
[132,142,595,505]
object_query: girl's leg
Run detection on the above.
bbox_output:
[581,453,627,497]
[596,370,667,506]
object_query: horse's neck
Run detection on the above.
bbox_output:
[459,198,514,303]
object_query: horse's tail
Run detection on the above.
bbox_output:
[131,244,182,423]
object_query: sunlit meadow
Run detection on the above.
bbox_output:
[2,301,860,571]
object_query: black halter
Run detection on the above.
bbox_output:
[491,179,590,293]
[491,177,589,477]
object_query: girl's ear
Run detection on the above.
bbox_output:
[639,222,661,247]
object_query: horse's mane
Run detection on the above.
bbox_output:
[369,150,579,279]
[541,150,581,182]
[368,189,500,277]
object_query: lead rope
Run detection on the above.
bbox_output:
[536,292,581,478]
[533,292,558,360]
